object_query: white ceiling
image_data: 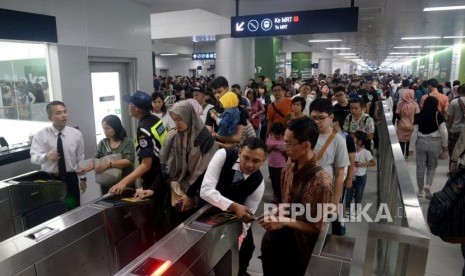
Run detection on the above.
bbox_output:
[149,0,465,66]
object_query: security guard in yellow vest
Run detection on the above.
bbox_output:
[110,90,168,238]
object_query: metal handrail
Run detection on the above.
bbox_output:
[362,101,430,276]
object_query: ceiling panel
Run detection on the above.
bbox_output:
[150,0,465,67]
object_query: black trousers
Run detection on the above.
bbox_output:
[239,228,255,275]
[268,166,283,202]
[61,172,80,210]
[261,228,308,276]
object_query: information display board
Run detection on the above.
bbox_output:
[231,7,358,38]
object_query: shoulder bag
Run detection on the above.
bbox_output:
[94,139,122,186]
[427,168,465,243]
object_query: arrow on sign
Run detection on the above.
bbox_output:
[236,21,245,31]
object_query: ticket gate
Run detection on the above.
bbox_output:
[0,171,67,243]
[0,193,156,276]
[115,205,242,276]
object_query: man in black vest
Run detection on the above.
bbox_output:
[200,137,267,276]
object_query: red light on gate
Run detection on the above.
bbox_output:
[293,16,299,22]
[151,260,171,276]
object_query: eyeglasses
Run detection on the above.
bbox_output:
[311,115,330,122]
[283,141,302,148]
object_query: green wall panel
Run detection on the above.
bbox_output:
[432,48,452,83]
[291,52,312,79]
[459,44,465,84]
[254,37,282,81]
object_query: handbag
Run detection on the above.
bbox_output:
[427,168,465,243]
[435,112,448,160]
[94,140,122,186]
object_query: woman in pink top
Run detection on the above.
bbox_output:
[396,90,419,159]
[247,89,265,137]
[266,123,286,203]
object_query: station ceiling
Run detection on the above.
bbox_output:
[147,0,465,67]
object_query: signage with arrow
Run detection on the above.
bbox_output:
[236,21,244,32]
[231,7,358,38]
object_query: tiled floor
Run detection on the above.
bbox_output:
[245,155,464,275]
[405,155,463,276]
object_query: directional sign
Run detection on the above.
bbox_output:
[192,52,216,60]
[236,21,244,32]
[231,7,358,38]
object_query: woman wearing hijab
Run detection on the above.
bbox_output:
[159,100,219,228]
[396,90,419,159]
[410,96,448,199]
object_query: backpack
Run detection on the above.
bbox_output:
[427,168,465,243]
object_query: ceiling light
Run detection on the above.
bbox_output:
[326,47,351,50]
[401,36,441,40]
[443,36,465,38]
[424,45,452,48]
[160,53,178,56]
[389,52,410,54]
[393,46,421,49]
[308,39,342,42]
[423,5,465,11]
[338,53,357,55]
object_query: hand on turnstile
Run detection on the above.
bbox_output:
[109,182,127,195]
[228,202,254,223]
[133,189,154,199]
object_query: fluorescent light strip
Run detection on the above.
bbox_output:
[308,39,342,42]
[424,45,453,48]
[326,47,351,50]
[160,53,178,56]
[389,52,411,54]
[337,53,357,55]
[393,46,421,49]
[424,5,465,11]
[401,36,441,40]
[443,36,465,38]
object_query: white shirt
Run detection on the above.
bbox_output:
[200,149,264,214]
[200,103,214,123]
[153,112,175,130]
[30,125,85,173]
[355,148,374,176]
[292,94,313,115]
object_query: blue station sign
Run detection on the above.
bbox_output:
[231,7,358,38]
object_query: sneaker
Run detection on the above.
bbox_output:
[417,190,425,197]
[424,187,432,200]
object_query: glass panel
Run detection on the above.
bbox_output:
[90,72,122,144]
[0,41,51,121]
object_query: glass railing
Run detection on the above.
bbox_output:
[362,101,430,276]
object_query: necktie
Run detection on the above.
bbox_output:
[57,132,66,179]
[232,170,244,184]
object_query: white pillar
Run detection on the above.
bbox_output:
[215,37,255,87]
[451,41,463,81]
[318,58,332,75]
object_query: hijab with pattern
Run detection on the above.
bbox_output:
[398,89,417,119]
[160,100,218,192]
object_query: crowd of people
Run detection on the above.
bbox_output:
[30,72,465,275]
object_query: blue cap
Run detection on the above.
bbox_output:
[123,91,152,111]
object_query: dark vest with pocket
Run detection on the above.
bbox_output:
[216,149,263,205]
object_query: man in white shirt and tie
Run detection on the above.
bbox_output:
[200,137,266,276]
[30,101,86,210]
